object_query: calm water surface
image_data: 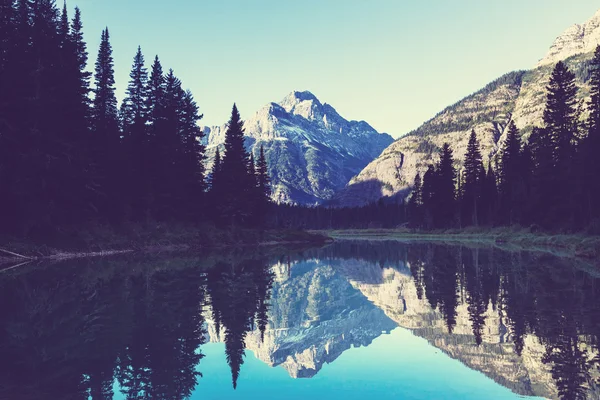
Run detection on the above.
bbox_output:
[1,240,599,399]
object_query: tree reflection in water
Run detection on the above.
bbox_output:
[0,242,599,399]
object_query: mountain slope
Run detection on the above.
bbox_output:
[335,10,599,207]
[202,91,393,204]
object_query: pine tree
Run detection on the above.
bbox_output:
[480,162,498,226]
[544,61,578,167]
[529,126,555,227]
[210,148,222,190]
[58,0,69,44]
[421,165,437,229]
[220,104,253,225]
[543,61,579,227]
[498,121,523,224]
[256,145,271,204]
[146,55,165,128]
[122,46,151,221]
[92,28,118,137]
[70,7,91,114]
[583,45,600,228]
[91,28,121,221]
[461,129,483,226]
[435,143,457,228]
[179,89,206,220]
[408,172,422,228]
[121,46,148,128]
[152,68,183,220]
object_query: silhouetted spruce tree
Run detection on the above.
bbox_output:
[434,143,457,228]
[421,165,437,229]
[152,69,184,219]
[209,147,222,191]
[480,162,498,226]
[498,121,525,225]
[70,7,91,119]
[92,28,122,222]
[121,46,151,221]
[529,126,555,227]
[583,45,600,228]
[58,0,68,43]
[520,142,535,225]
[179,89,206,220]
[461,130,483,226]
[146,56,165,129]
[220,104,254,225]
[408,172,422,228]
[256,144,272,219]
[543,61,579,227]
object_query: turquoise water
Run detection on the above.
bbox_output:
[186,329,534,400]
[1,240,597,399]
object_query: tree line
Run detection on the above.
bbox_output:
[0,0,270,237]
[407,51,600,232]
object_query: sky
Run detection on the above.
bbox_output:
[73,0,600,138]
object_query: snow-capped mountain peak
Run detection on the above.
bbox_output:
[202,91,393,204]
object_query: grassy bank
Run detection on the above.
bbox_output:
[0,223,330,265]
[321,227,600,260]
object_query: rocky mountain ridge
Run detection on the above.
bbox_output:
[202,91,393,204]
[336,9,599,206]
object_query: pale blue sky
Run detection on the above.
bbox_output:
[73,0,600,137]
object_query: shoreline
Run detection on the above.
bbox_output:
[0,228,331,268]
[319,228,600,260]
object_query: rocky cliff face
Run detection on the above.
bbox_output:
[336,9,599,207]
[538,9,600,67]
[202,91,393,204]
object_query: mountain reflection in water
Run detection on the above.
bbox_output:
[1,241,599,399]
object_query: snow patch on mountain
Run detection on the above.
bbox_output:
[203,91,393,204]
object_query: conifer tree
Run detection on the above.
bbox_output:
[498,121,524,224]
[544,61,578,166]
[122,46,151,221]
[146,55,165,128]
[461,129,483,226]
[58,0,69,44]
[255,145,272,226]
[210,148,222,190]
[91,28,121,221]
[121,46,149,128]
[542,61,579,227]
[152,68,183,220]
[435,143,457,228]
[583,45,600,227]
[529,126,555,227]
[408,172,422,228]
[480,162,498,226]
[421,165,437,229]
[220,104,253,225]
[256,145,271,202]
[179,89,206,219]
[92,28,118,137]
[70,7,91,114]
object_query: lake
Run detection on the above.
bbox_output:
[0,240,599,399]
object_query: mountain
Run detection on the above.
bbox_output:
[202,91,393,204]
[334,10,600,206]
